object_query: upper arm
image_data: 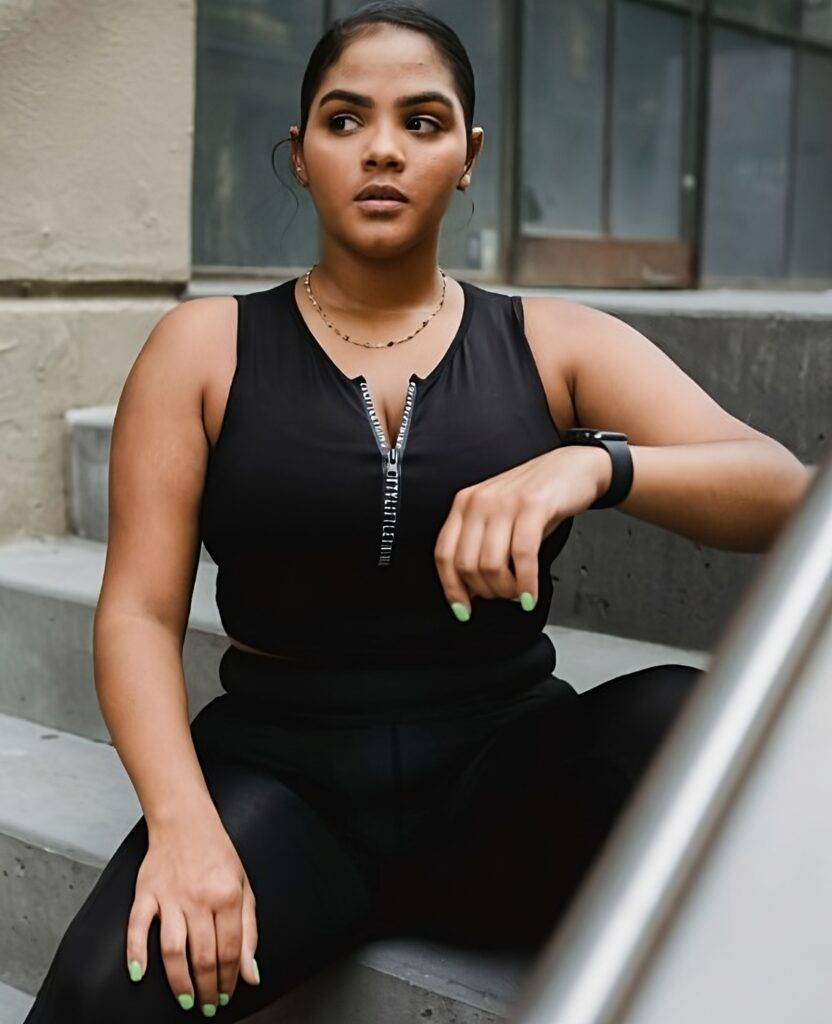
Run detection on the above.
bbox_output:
[525,296,766,446]
[97,296,232,637]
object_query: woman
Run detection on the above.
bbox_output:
[24,3,809,1021]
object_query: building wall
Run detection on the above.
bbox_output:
[0,0,195,539]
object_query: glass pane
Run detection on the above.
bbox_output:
[801,5,832,44]
[788,52,832,279]
[520,0,607,236]
[193,0,326,270]
[701,27,793,280]
[610,1,686,239]
[333,0,505,274]
[715,1,801,34]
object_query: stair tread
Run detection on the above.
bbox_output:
[0,979,34,1024]
[0,709,139,867]
[0,534,221,634]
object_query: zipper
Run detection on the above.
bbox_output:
[357,375,419,567]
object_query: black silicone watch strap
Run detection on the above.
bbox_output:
[563,429,634,509]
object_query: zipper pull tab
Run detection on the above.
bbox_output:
[386,447,399,478]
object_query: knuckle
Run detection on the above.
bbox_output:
[160,939,185,959]
[512,540,535,558]
[191,953,216,973]
[479,557,503,574]
[213,883,241,907]
[466,490,488,512]
[522,494,547,515]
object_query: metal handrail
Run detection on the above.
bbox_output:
[511,448,832,1024]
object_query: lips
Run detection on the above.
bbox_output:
[354,183,409,202]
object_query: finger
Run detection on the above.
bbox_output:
[125,892,157,984]
[478,514,518,599]
[214,890,243,1007]
[239,879,260,989]
[185,906,219,1014]
[158,904,195,1011]
[510,504,548,610]
[434,504,473,619]
[455,505,494,599]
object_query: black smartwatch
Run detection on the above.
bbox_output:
[563,428,633,509]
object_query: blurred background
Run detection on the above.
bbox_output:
[195,0,832,289]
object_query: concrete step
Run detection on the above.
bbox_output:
[65,404,213,560]
[0,980,33,1024]
[0,710,552,1022]
[0,534,709,742]
[0,534,226,740]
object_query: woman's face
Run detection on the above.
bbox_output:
[292,25,482,258]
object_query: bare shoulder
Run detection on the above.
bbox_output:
[515,294,614,436]
[518,294,761,444]
[119,295,235,395]
[519,293,632,371]
[130,296,238,448]
[138,295,237,378]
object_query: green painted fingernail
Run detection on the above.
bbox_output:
[252,956,260,984]
[451,601,470,622]
[218,992,230,1006]
[177,993,194,1010]
[128,959,143,982]
[520,591,536,611]
[201,1004,216,1017]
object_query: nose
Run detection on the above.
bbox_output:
[361,119,405,170]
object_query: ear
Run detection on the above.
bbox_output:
[289,125,307,186]
[462,127,485,184]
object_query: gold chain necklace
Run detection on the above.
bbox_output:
[303,263,447,349]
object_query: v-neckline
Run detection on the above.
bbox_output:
[287,274,472,392]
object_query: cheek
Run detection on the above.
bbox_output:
[422,148,466,192]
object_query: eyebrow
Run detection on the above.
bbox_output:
[317,88,455,112]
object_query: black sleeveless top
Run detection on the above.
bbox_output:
[199,277,573,669]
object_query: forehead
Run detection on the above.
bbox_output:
[316,25,457,98]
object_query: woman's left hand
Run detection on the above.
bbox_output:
[434,445,612,619]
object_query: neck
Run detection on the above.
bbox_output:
[309,243,445,316]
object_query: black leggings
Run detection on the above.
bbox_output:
[23,635,705,1022]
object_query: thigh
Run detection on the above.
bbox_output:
[381,664,705,951]
[24,708,378,1023]
[579,662,706,784]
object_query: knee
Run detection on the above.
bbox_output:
[31,919,185,1023]
[581,662,706,781]
[643,662,704,716]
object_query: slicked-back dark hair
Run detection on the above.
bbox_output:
[298,2,475,164]
[272,2,477,243]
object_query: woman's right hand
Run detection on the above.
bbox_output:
[125,816,260,1013]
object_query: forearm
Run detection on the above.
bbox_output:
[92,609,221,833]
[610,438,812,553]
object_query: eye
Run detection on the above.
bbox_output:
[328,113,361,133]
[327,113,442,135]
[406,115,441,134]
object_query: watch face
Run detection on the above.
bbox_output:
[567,429,628,442]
